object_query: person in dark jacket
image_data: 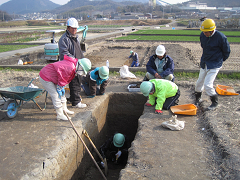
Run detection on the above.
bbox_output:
[58,17,88,108]
[128,50,140,67]
[100,133,130,166]
[81,66,109,98]
[195,19,230,111]
[144,45,174,81]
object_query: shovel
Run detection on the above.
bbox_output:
[63,110,107,180]
[83,130,108,176]
[80,41,86,52]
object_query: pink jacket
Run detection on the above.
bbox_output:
[39,55,78,87]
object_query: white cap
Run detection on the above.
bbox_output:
[156,45,166,56]
[67,18,78,28]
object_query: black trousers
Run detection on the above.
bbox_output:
[163,89,180,110]
[69,74,82,106]
[81,83,101,96]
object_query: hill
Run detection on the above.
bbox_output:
[0,0,60,14]
[52,0,139,14]
[185,0,240,7]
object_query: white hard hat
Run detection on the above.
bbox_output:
[67,18,78,28]
[156,45,166,56]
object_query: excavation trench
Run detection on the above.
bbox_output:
[71,93,147,180]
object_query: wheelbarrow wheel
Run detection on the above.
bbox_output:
[3,100,18,119]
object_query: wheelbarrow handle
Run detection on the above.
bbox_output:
[27,77,39,87]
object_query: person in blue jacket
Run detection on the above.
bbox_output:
[128,50,140,67]
[195,19,230,111]
[143,45,174,81]
[81,66,109,98]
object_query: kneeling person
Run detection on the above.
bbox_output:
[144,45,174,81]
[82,66,109,98]
[140,79,180,114]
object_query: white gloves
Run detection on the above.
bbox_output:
[115,150,122,159]
[101,161,105,168]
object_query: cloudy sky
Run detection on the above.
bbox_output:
[0,0,189,6]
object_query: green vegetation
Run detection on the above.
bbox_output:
[131,30,202,35]
[0,45,38,53]
[109,71,240,80]
[0,21,28,27]
[117,29,240,42]
[117,35,200,42]
[217,72,240,79]
[131,29,240,36]
[88,25,130,28]
[176,20,189,26]
[174,72,199,79]
[0,67,39,72]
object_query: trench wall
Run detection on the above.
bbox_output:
[21,92,147,180]
[72,93,147,179]
[20,94,109,180]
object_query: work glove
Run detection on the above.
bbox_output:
[115,150,122,160]
[155,110,163,114]
[100,161,105,168]
[87,95,95,98]
[145,102,153,107]
[57,85,65,99]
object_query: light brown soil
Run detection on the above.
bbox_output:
[1,39,240,179]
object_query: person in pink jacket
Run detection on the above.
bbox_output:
[39,55,91,120]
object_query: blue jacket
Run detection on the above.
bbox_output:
[129,53,139,67]
[146,55,174,78]
[200,30,230,69]
[90,67,108,86]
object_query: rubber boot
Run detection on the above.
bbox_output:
[56,107,69,121]
[195,92,202,105]
[62,102,74,115]
[207,95,218,111]
[143,75,149,81]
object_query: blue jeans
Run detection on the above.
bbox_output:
[131,61,139,67]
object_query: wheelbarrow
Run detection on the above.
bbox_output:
[0,78,48,119]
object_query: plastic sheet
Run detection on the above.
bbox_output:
[119,65,136,79]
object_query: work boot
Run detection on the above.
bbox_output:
[207,95,218,111]
[195,91,202,105]
[56,107,69,121]
[62,102,74,115]
[143,75,149,81]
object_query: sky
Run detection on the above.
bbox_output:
[0,0,70,6]
[0,0,189,6]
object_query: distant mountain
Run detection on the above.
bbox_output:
[1,0,239,16]
[0,0,60,14]
[52,0,140,14]
[183,0,240,7]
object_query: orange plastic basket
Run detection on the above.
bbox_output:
[216,84,239,96]
[170,104,197,116]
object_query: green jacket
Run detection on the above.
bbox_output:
[149,79,178,110]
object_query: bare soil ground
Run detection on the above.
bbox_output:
[1,40,240,179]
